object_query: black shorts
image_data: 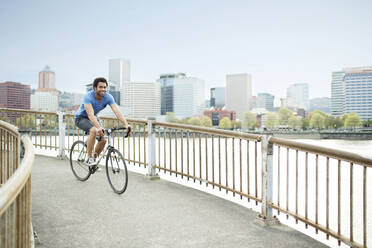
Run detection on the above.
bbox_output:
[75,116,95,133]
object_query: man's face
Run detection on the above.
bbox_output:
[94,82,107,97]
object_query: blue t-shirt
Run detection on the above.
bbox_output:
[75,90,115,118]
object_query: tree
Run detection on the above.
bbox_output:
[278,108,294,126]
[231,120,242,130]
[344,113,361,128]
[219,117,232,129]
[41,115,57,129]
[362,119,372,127]
[201,116,212,127]
[308,110,327,120]
[188,117,201,126]
[288,116,301,129]
[309,113,325,129]
[332,117,344,129]
[165,112,178,123]
[265,113,278,130]
[301,118,310,130]
[242,111,257,129]
[16,114,35,128]
[323,115,334,129]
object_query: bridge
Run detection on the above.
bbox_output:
[1,108,372,247]
[32,155,326,248]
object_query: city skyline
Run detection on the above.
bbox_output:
[1,0,371,99]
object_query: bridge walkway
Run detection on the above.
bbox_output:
[32,155,327,248]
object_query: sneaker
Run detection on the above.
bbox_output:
[86,157,97,167]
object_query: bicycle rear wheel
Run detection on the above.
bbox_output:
[70,140,91,181]
[105,148,128,194]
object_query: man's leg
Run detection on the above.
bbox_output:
[94,138,107,159]
[87,127,97,158]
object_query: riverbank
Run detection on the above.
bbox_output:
[269,131,372,140]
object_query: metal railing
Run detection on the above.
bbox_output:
[268,137,372,248]
[1,108,371,247]
[0,120,35,248]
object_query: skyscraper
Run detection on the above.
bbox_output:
[225,73,252,119]
[331,67,372,120]
[343,67,372,120]
[31,92,59,112]
[173,76,205,118]
[37,66,58,95]
[257,93,274,111]
[121,82,160,118]
[331,71,345,117]
[210,87,225,108]
[0,82,31,109]
[157,73,179,115]
[286,83,309,110]
[109,58,130,90]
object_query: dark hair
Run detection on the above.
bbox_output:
[93,77,108,88]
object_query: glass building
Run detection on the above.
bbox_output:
[343,68,372,120]
[257,93,274,111]
[210,87,225,108]
[157,73,205,117]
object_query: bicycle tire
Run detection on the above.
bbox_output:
[105,148,128,194]
[70,140,91,181]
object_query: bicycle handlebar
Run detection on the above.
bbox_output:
[105,126,132,138]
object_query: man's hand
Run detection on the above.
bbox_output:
[126,125,132,136]
[97,128,105,137]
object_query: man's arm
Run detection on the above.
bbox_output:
[110,104,130,130]
[84,104,103,135]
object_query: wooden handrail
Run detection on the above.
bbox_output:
[0,135,34,216]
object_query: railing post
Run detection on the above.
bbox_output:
[256,133,279,226]
[146,117,160,180]
[57,112,66,160]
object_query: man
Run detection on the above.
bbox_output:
[75,77,131,166]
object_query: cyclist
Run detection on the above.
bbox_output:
[75,77,131,166]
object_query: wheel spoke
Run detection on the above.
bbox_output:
[106,148,128,194]
[70,141,91,181]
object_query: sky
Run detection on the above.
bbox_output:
[1,0,372,99]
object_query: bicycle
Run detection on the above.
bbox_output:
[69,126,131,194]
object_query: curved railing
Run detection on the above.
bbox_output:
[0,120,35,248]
[268,137,372,248]
[1,108,371,247]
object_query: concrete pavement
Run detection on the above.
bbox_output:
[31,155,328,248]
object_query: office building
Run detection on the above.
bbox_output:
[331,67,372,120]
[31,92,59,112]
[257,93,274,112]
[0,82,31,109]
[109,59,130,90]
[173,76,205,118]
[225,73,252,119]
[121,82,160,118]
[343,67,372,120]
[157,73,180,114]
[203,109,236,126]
[37,66,58,95]
[158,73,205,117]
[331,71,345,117]
[286,83,309,110]
[210,87,225,108]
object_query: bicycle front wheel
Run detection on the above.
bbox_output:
[106,148,128,194]
[70,140,91,181]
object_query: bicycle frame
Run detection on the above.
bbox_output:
[89,130,115,165]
